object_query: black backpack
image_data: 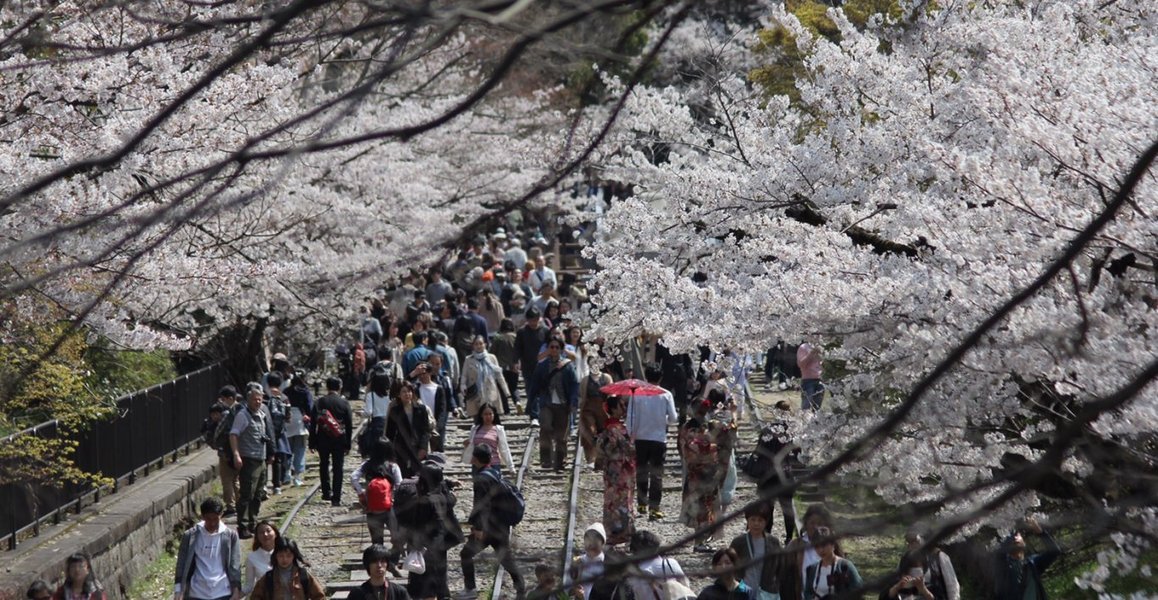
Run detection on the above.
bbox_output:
[482,469,525,526]
[211,404,240,451]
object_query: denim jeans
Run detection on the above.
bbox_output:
[801,379,824,411]
[289,435,307,476]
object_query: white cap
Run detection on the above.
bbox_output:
[584,522,606,543]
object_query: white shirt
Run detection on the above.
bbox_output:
[528,265,556,293]
[625,389,678,443]
[351,461,403,495]
[565,552,605,599]
[243,548,272,595]
[188,523,231,600]
[812,562,834,598]
[801,534,820,597]
[364,392,391,419]
[418,382,439,415]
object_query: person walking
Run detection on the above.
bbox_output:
[625,367,678,522]
[249,537,326,600]
[730,504,796,600]
[514,308,550,425]
[579,368,612,470]
[349,544,412,600]
[460,336,511,417]
[796,342,823,411]
[173,498,241,600]
[284,374,313,487]
[595,395,635,545]
[803,529,863,600]
[311,376,353,506]
[459,445,527,600]
[229,382,276,539]
[211,385,241,517]
[54,553,107,600]
[680,398,720,553]
[528,339,579,471]
[489,319,521,415]
[386,381,432,478]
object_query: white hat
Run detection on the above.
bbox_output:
[584,522,606,543]
[272,352,288,362]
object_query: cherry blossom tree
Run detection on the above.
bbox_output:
[0,0,677,355]
[584,0,1156,590]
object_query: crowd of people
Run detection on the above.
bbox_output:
[28,226,1066,600]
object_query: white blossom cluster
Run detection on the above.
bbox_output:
[0,1,586,348]
[584,0,1157,572]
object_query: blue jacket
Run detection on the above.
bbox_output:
[528,358,579,408]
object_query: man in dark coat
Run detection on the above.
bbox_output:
[459,446,526,600]
[514,308,550,425]
[310,376,354,506]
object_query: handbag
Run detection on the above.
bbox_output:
[652,559,695,600]
[403,549,426,574]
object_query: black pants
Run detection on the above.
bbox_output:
[635,440,666,510]
[318,449,345,503]
[461,529,525,594]
[501,369,520,413]
[539,403,569,470]
[759,480,797,541]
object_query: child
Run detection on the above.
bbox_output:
[527,564,569,600]
[566,524,607,600]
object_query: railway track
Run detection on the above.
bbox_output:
[268,373,799,600]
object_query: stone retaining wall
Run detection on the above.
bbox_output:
[0,449,218,600]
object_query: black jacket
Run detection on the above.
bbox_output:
[348,580,411,600]
[514,323,550,372]
[310,392,353,452]
[385,402,431,476]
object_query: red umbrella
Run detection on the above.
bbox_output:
[600,379,665,397]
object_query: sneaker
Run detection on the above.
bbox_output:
[331,499,342,507]
[293,478,304,487]
[638,504,648,516]
[530,418,540,427]
[456,589,478,600]
[223,507,237,518]
[694,544,714,553]
[779,381,789,391]
[586,462,596,470]
[321,493,331,501]
[649,509,664,521]
[237,527,253,540]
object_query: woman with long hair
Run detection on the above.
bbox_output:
[243,521,282,596]
[361,368,392,457]
[461,403,515,474]
[251,537,326,600]
[803,529,862,600]
[52,554,105,600]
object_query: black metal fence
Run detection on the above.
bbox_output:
[0,363,228,550]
